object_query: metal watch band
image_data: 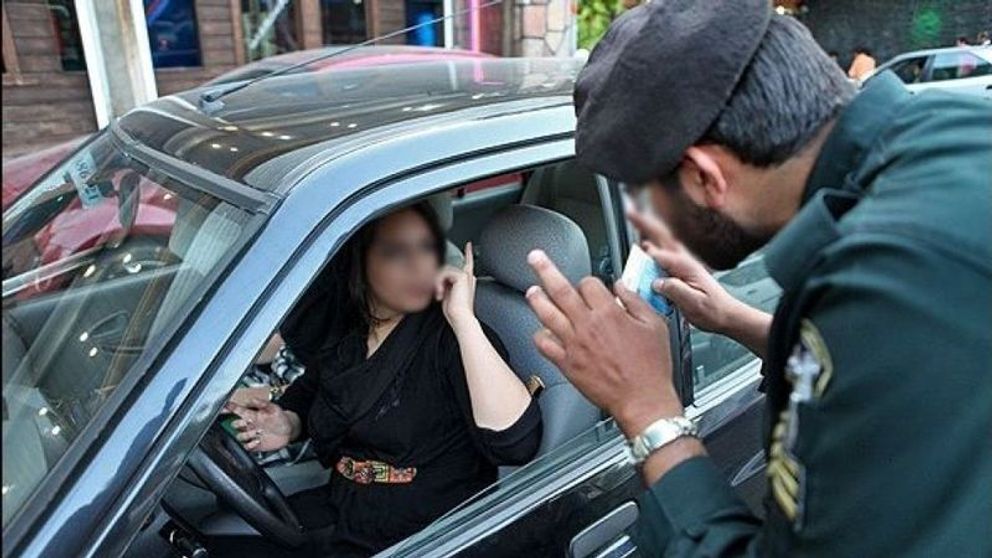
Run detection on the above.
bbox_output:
[627,415,698,465]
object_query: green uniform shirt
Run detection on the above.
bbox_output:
[634,72,992,556]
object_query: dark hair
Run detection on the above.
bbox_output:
[342,202,445,331]
[957,36,970,44]
[697,15,856,168]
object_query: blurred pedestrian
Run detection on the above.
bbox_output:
[977,31,990,46]
[956,36,970,46]
[846,46,876,80]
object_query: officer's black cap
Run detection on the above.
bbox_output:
[574,0,772,184]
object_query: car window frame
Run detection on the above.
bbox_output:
[888,54,930,84]
[388,183,770,557]
[31,135,573,558]
[1,128,270,555]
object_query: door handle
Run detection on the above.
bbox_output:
[569,501,639,558]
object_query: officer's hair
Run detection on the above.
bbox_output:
[698,15,855,168]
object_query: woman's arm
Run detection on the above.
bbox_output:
[436,242,534,431]
[450,317,534,430]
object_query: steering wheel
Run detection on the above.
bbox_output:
[187,421,306,548]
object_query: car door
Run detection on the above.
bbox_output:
[383,184,778,557]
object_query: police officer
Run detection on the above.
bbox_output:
[523,1,992,556]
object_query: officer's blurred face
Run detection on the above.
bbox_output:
[646,178,770,270]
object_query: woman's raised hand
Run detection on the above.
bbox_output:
[436,241,478,329]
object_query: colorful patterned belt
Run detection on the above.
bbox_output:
[336,456,417,485]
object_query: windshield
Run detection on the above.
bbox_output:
[2,132,254,526]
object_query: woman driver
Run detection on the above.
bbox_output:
[225,202,541,556]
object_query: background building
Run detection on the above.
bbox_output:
[789,0,991,68]
[1,0,576,158]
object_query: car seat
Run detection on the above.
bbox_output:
[474,205,601,456]
[521,162,613,280]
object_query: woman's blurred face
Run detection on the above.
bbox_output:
[365,208,441,317]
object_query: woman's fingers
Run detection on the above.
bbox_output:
[231,418,252,431]
[236,428,263,443]
[435,267,461,300]
[463,241,474,276]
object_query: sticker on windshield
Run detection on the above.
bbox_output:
[67,152,102,208]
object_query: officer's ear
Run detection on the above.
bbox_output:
[678,145,734,210]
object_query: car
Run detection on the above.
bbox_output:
[2,57,774,558]
[1,46,491,210]
[869,46,992,97]
[1,46,493,300]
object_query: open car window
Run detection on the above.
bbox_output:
[2,132,255,526]
[691,254,780,392]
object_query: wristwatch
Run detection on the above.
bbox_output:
[627,415,698,465]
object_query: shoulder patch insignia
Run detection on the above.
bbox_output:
[798,319,833,398]
[768,319,832,529]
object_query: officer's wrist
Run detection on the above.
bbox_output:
[615,395,684,440]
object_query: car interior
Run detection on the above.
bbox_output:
[115,158,622,556]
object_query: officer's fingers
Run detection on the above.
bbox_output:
[628,209,677,249]
[653,277,702,308]
[527,250,589,318]
[642,242,703,279]
[613,280,657,323]
[577,276,614,309]
[533,328,567,367]
[526,285,574,341]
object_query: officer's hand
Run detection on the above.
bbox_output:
[628,210,738,334]
[526,250,682,437]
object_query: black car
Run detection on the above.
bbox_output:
[2,57,774,557]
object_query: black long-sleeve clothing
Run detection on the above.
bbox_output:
[277,304,542,555]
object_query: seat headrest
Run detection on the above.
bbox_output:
[478,205,591,293]
[426,192,453,231]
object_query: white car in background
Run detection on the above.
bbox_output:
[870,46,992,98]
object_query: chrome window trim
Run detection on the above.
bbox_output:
[597,174,624,280]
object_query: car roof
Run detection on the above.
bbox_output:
[117,57,581,191]
[882,45,992,64]
[206,45,495,85]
